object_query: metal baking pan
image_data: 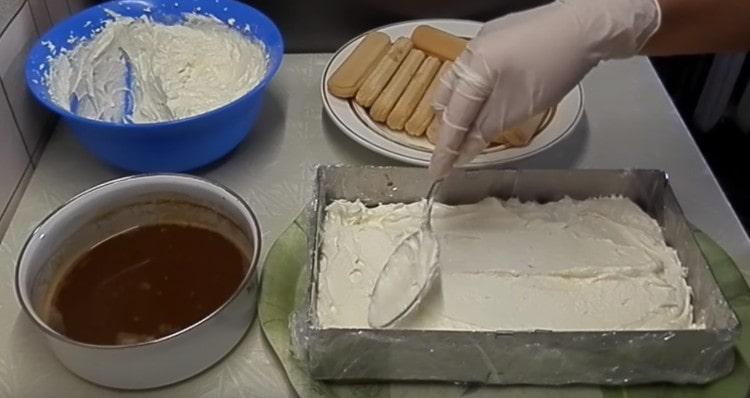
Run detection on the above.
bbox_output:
[292,165,739,385]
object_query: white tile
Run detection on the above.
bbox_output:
[45,0,70,24]
[30,123,52,164]
[29,0,52,35]
[0,3,50,155]
[0,89,32,230]
[1,70,51,156]
[0,163,32,241]
[66,0,93,14]
[0,3,36,75]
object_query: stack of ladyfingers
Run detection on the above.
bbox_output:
[327,25,550,148]
[328,26,465,143]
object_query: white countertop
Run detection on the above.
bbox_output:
[0,54,748,397]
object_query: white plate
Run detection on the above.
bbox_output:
[321,19,584,167]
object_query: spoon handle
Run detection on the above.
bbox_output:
[423,179,442,227]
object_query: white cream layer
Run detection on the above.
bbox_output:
[47,14,267,123]
[317,197,695,331]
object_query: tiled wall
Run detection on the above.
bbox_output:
[0,0,94,239]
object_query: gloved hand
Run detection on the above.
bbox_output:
[429,0,661,178]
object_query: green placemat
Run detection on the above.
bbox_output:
[259,215,750,398]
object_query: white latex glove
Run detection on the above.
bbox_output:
[429,0,661,178]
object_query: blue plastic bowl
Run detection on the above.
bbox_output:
[26,0,283,172]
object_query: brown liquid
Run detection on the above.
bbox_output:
[49,224,247,345]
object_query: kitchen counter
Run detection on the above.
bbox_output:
[0,54,748,397]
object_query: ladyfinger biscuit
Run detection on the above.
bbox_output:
[495,112,547,146]
[386,56,441,130]
[355,37,413,108]
[411,25,467,61]
[327,32,391,98]
[370,49,426,122]
[405,60,452,136]
[491,133,509,145]
[496,128,526,146]
[426,115,441,145]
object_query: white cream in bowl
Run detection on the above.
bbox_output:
[46,13,268,123]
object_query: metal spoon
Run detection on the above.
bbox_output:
[368,179,442,328]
